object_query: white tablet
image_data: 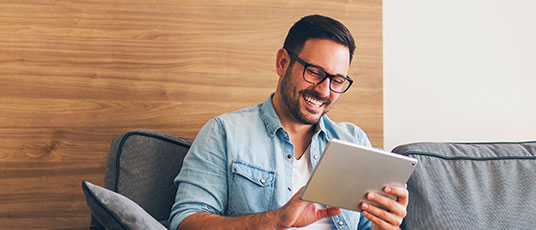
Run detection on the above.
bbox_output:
[300,139,418,212]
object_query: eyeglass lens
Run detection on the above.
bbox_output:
[304,66,350,93]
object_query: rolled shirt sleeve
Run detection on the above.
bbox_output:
[169,118,229,230]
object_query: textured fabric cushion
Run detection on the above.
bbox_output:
[392,141,536,230]
[82,181,166,230]
[100,129,192,228]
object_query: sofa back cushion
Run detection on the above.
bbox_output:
[392,141,536,230]
[99,129,192,228]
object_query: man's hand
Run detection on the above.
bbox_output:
[178,187,340,230]
[360,185,409,230]
[275,187,341,229]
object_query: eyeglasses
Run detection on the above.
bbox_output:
[287,51,353,94]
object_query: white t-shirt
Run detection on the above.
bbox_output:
[290,146,335,230]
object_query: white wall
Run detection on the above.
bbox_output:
[384,0,536,151]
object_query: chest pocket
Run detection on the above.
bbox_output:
[228,161,275,216]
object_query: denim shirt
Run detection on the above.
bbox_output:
[169,95,373,230]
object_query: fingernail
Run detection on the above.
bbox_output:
[385,187,392,193]
[368,193,374,200]
[361,202,369,210]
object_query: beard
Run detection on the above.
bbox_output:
[279,67,332,125]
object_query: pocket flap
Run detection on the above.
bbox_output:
[232,161,275,187]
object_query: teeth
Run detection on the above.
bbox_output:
[304,96,323,107]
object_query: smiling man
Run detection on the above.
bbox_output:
[169,15,408,230]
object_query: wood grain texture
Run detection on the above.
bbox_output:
[0,0,382,229]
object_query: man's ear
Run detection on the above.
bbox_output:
[276,48,290,77]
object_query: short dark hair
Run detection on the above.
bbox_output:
[283,15,356,63]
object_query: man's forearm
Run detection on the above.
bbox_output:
[177,211,284,230]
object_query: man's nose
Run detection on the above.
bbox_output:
[313,78,331,97]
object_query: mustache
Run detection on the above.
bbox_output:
[299,90,330,104]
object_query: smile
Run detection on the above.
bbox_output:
[304,95,324,107]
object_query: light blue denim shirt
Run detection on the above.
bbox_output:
[169,95,373,230]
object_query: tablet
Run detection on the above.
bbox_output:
[300,139,418,212]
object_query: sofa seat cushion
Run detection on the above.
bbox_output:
[392,141,536,230]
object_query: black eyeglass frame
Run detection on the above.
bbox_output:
[287,51,354,94]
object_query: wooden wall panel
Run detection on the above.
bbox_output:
[0,0,382,229]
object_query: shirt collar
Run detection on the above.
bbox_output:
[316,115,328,140]
[260,94,284,137]
[260,93,328,139]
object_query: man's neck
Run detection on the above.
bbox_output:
[287,125,315,160]
[281,119,314,136]
[272,94,316,159]
[271,93,315,135]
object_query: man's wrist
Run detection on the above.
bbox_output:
[267,209,285,230]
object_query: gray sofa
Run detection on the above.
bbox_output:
[392,141,536,229]
[82,129,536,229]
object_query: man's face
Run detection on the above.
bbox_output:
[278,39,350,125]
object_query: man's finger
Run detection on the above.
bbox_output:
[318,207,342,219]
[293,187,305,199]
[361,210,397,230]
[366,192,406,218]
[361,201,402,227]
[384,185,409,206]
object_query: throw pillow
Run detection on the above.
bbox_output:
[82,180,166,230]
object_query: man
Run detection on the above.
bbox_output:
[169,15,408,230]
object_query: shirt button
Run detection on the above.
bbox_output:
[288,187,292,191]
[287,154,292,159]
[338,221,344,226]
[260,179,266,184]
[313,154,319,160]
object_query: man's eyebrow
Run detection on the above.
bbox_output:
[308,62,324,70]
[308,62,346,77]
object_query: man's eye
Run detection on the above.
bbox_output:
[307,68,324,78]
[332,76,346,85]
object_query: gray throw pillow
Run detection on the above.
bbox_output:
[82,181,166,230]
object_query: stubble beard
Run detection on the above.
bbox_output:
[280,67,331,125]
